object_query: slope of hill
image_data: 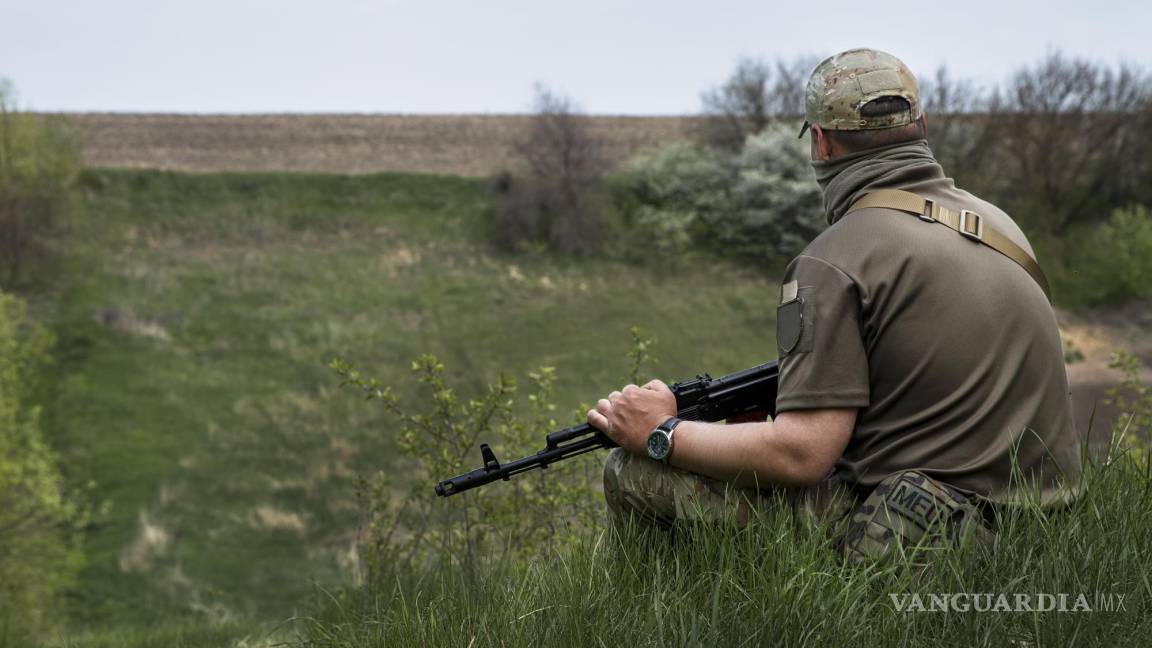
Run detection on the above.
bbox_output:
[43,168,777,639]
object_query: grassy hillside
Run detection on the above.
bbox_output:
[40,169,780,639]
[300,453,1152,647]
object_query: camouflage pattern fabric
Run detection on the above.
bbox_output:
[803,48,920,133]
[602,448,855,532]
[839,470,993,565]
[604,451,993,564]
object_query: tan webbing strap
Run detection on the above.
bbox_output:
[847,189,1052,302]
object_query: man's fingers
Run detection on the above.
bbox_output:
[587,409,610,432]
[608,390,623,402]
[596,398,612,416]
[622,384,639,394]
[643,379,670,392]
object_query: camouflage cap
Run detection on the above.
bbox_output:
[798,48,920,138]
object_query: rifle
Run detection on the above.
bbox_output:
[435,360,779,497]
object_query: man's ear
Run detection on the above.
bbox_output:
[813,125,835,161]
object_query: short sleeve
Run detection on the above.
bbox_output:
[774,254,870,412]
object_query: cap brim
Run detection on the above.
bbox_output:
[797,121,810,139]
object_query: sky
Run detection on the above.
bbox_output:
[2,0,1149,114]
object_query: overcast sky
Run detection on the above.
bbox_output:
[2,0,1148,114]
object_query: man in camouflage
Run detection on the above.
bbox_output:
[587,48,1082,563]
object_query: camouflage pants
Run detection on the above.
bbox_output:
[840,470,993,565]
[601,448,856,532]
[602,449,992,563]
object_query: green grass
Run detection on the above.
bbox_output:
[39,169,781,640]
[297,449,1152,647]
[44,621,259,648]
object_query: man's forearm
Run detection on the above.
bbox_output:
[669,421,807,488]
[668,410,855,489]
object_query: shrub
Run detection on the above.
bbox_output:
[709,125,825,258]
[330,355,602,593]
[0,289,87,642]
[1067,205,1152,304]
[0,80,79,287]
[610,141,729,256]
[490,85,605,255]
[613,124,822,266]
[329,328,657,595]
[1105,351,1152,452]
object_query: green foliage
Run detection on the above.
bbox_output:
[0,290,87,643]
[327,327,662,603]
[613,124,822,267]
[1063,340,1085,365]
[1105,351,1152,452]
[610,141,728,255]
[0,80,79,286]
[625,325,657,385]
[330,346,623,594]
[1067,205,1152,305]
[297,450,1152,646]
[719,127,826,257]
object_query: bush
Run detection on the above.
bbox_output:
[610,141,729,256]
[0,289,87,642]
[490,85,605,255]
[1067,205,1152,304]
[330,355,602,594]
[613,124,822,266]
[0,80,79,287]
[328,328,657,595]
[712,125,825,258]
[1106,352,1152,451]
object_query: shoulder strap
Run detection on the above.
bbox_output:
[846,189,1052,302]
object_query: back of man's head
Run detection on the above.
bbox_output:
[799,49,925,154]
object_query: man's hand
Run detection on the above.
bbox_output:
[587,379,677,455]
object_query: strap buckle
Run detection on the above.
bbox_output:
[959,210,983,241]
[919,198,935,222]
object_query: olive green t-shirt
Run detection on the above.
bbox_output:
[776,144,1082,506]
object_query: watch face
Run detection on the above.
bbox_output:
[647,429,671,460]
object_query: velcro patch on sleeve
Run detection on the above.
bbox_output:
[781,280,798,303]
[776,286,814,356]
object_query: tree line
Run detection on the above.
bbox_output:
[491,51,1152,306]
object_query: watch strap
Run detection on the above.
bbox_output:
[655,416,681,462]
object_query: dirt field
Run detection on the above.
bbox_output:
[1059,306,1152,450]
[61,113,702,176]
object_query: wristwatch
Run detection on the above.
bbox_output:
[646,416,682,463]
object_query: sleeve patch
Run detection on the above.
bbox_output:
[776,287,814,356]
[781,280,799,303]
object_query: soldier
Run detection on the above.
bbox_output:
[587,48,1083,562]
